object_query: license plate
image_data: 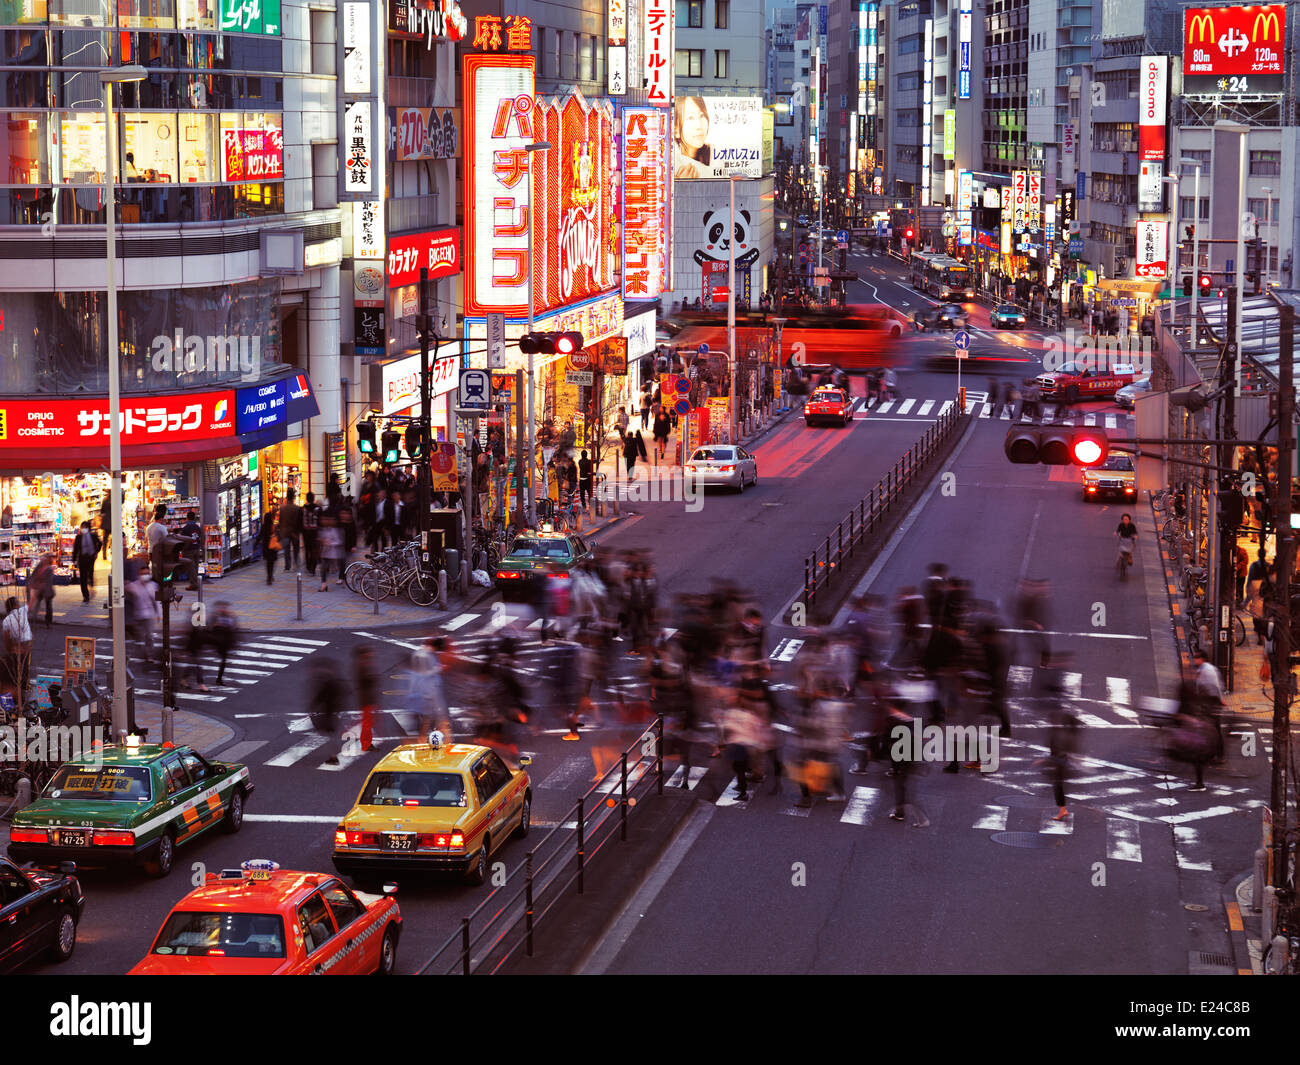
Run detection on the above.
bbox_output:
[53,829,88,847]
[380,833,416,852]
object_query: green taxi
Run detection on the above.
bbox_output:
[7,743,254,879]
[493,530,592,602]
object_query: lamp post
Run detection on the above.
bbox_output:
[522,139,550,526]
[1260,185,1272,291]
[100,64,147,740]
[1214,120,1248,395]
[1177,157,1202,343]
[1163,173,1179,330]
[728,173,742,443]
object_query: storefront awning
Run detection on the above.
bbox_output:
[0,436,246,475]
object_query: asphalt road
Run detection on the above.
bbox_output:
[585,374,1268,975]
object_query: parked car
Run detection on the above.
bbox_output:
[0,855,84,972]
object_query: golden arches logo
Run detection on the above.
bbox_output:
[1252,10,1281,40]
[1187,12,1215,42]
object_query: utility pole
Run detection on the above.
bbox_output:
[1271,303,1294,890]
[1216,286,1239,685]
[416,267,435,569]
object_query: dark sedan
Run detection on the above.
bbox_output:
[0,855,84,972]
[913,304,969,331]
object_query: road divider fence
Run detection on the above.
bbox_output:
[418,716,665,975]
[802,404,966,609]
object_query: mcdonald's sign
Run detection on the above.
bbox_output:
[1183,5,1285,81]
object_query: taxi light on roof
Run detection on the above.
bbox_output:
[241,859,279,881]
[427,729,446,748]
[125,734,141,750]
[540,522,553,533]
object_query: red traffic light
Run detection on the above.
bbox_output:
[1071,432,1106,467]
[1198,273,1212,290]
[554,331,584,355]
[904,228,914,240]
[1004,427,1108,466]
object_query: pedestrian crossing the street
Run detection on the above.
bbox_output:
[857,392,1134,430]
[60,633,330,707]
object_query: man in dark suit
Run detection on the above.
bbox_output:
[71,521,101,603]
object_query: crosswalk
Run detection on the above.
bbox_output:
[854,392,1134,429]
[45,633,330,707]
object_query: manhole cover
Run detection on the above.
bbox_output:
[1184,903,1209,912]
[990,831,1048,849]
[994,794,1046,808]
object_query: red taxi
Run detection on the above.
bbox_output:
[129,860,402,975]
[804,387,854,427]
[1034,360,1136,404]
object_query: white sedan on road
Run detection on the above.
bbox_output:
[684,445,759,492]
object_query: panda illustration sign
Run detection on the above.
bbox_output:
[672,96,762,179]
[694,204,760,307]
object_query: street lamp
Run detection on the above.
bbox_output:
[522,139,550,526]
[100,64,146,741]
[728,173,743,443]
[1177,156,1203,343]
[1162,173,1180,331]
[1260,185,1272,291]
[1214,119,1249,395]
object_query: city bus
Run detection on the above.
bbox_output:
[910,252,976,301]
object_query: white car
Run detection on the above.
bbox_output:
[684,445,758,492]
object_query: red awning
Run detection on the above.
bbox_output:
[0,437,245,476]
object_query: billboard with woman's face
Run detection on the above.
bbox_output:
[672,96,762,179]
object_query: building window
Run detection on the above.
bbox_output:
[310,9,335,76]
[676,0,704,27]
[579,34,593,80]
[715,49,728,78]
[1247,197,1279,223]
[1249,150,1281,176]
[716,0,729,28]
[1179,150,1209,175]
[676,49,703,77]
[899,33,921,55]
[896,72,921,91]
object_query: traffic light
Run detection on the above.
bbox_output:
[381,429,402,464]
[1004,426,1108,466]
[151,535,190,596]
[1198,273,1212,293]
[356,420,377,455]
[1181,275,1193,297]
[904,227,914,241]
[519,331,586,355]
[1218,474,1245,530]
[554,331,584,355]
[404,421,429,460]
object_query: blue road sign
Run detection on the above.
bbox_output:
[836,229,848,243]
[953,330,972,351]
[674,377,691,394]
[674,398,691,416]
[458,367,491,408]
[697,342,709,354]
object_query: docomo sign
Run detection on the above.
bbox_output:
[1135,219,1169,279]
[463,53,535,316]
[1184,4,1285,77]
[1138,56,1167,162]
[387,228,461,288]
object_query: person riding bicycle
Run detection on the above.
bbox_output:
[1115,513,1138,568]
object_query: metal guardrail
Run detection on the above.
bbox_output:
[418,716,665,975]
[802,406,966,607]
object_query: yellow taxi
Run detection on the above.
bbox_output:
[332,733,531,887]
[1081,452,1136,502]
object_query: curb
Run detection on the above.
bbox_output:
[1222,869,1260,975]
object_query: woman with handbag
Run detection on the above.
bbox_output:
[259,506,281,585]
